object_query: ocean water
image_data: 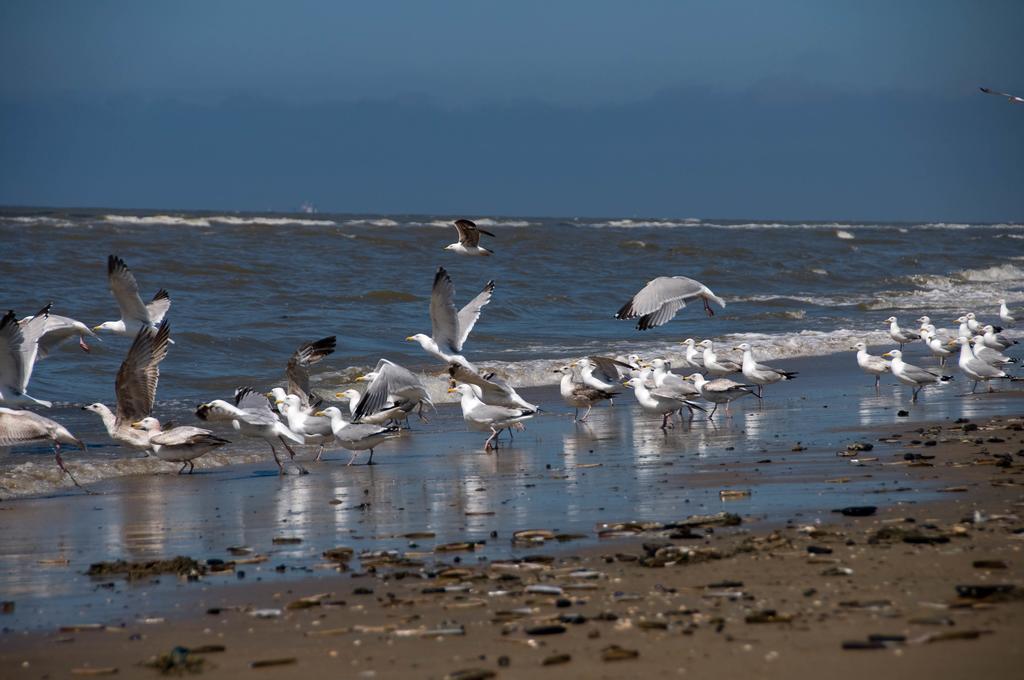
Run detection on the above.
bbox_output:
[1,207,1022,496]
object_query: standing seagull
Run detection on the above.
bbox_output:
[853,342,890,392]
[687,374,758,420]
[82,322,171,451]
[407,267,494,370]
[556,365,615,422]
[94,255,171,336]
[196,388,306,475]
[950,337,1009,394]
[998,299,1015,327]
[315,406,402,465]
[0,408,88,490]
[449,364,538,411]
[449,383,536,450]
[285,336,336,410]
[0,306,52,407]
[980,87,1024,104]
[881,350,952,402]
[735,343,798,396]
[444,219,495,256]
[130,417,230,474]
[699,339,741,377]
[615,276,725,330]
[886,316,920,350]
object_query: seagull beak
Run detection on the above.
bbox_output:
[265,391,274,398]
[130,421,143,429]
[314,411,326,417]
[275,400,284,405]
[881,352,893,358]
[405,336,415,342]
[447,387,458,394]
[355,375,368,382]
[334,391,346,398]
[91,324,102,331]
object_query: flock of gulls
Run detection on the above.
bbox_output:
[855,310,1019,402]
[0,218,1020,492]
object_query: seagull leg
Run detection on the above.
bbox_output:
[53,442,90,493]
[367,449,375,465]
[314,444,325,462]
[485,427,500,451]
[874,374,880,393]
[268,441,285,475]
[971,380,978,394]
[708,403,718,421]
[574,407,579,421]
[78,336,90,352]
[178,462,188,474]
[346,451,358,466]
[189,461,195,474]
[703,298,714,317]
[580,405,593,422]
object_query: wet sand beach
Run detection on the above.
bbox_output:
[1,350,1022,678]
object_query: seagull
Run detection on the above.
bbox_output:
[687,373,758,420]
[998,299,1015,327]
[93,255,171,337]
[699,339,740,377]
[954,316,972,339]
[334,388,412,426]
[406,267,494,370]
[444,219,496,256]
[315,406,401,465]
[920,326,952,367]
[965,312,984,334]
[678,338,706,370]
[556,364,614,422]
[950,337,1010,393]
[886,316,920,350]
[648,359,703,418]
[129,417,230,473]
[0,306,52,407]
[734,343,798,396]
[981,325,1017,351]
[83,322,171,451]
[196,387,306,475]
[615,276,725,331]
[980,87,1024,104]
[283,336,336,409]
[853,342,891,391]
[970,335,1015,366]
[0,407,88,490]
[275,394,335,461]
[580,356,633,392]
[19,310,96,357]
[353,358,434,424]
[449,383,536,450]
[622,376,703,429]
[881,350,952,402]
[448,363,537,411]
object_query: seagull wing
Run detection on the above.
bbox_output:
[286,336,336,407]
[146,289,172,324]
[0,408,53,445]
[456,280,494,348]
[429,267,461,352]
[108,255,152,324]
[115,322,171,425]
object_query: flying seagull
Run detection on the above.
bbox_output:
[980,87,1024,104]
[407,267,494,370]
[445,219,495,256]
[0,305,52,407]
[19,310,96,357]
[83,322,171,451]
[615,276,725,330]
[94,255,171,336]
[352,358,434,424]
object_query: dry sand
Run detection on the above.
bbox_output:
[1,415,1022,679]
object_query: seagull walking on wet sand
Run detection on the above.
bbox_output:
[444,219,495,256]
[314,407,402,465]
[687,373,758,420]
[622,376,704,429]
[882,350,952,402]
[678,339,706,370]
[648,359,703,419]
[83,322,171,452]
[557,364,615,422]
[950,337,1012,394]
[407,267,494,370]
[615,276,725,330]
[94,255,171,337]
[196,388,307,475]
[735,343,798,397]
[274,394,335,461]
[886,316,920,350]
[449,383,536,450]
[853,342,890,392]
[130,417,230,474]
[919,326,953,367]
[0,407,88,490]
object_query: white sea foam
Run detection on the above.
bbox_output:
[836,229,855,240]
[103,214,336,227]
[2,216,77,228]
[343,218,401,227]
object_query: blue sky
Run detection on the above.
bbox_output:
[1,1,1022,221]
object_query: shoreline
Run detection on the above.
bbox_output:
[2,414,1023,677]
